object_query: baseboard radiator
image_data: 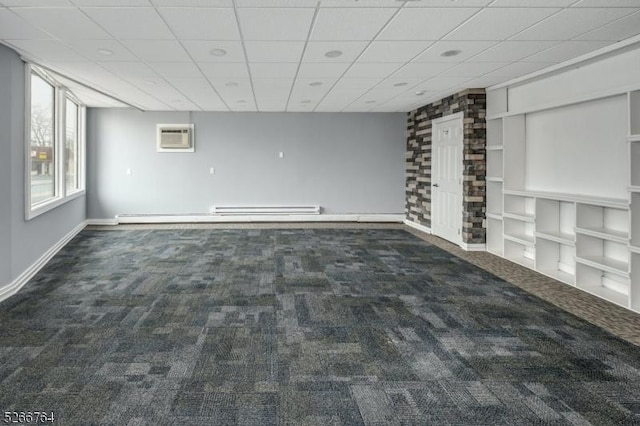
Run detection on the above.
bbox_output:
[211,205,321,215]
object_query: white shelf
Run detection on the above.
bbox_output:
[486,145,504,151]
[504,233,535,246]
[576,256,628,277]
[629,135,640,142]
[575,227,628,244]
[629,186,640,193]
[535,231,575,246]
[576,263,629,308]
[486,177,504,183]
[503,190,628,209]
[486,212,502,220]
[503,212,535,222]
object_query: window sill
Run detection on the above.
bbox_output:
[26,189,85,221]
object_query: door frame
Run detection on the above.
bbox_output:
[431,112,464,246]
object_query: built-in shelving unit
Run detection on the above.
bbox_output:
[629,91,640,311]
[485,88,639,312]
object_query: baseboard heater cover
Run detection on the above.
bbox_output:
[211,205,321,215]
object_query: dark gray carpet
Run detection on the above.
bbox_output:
[1,229,640,425]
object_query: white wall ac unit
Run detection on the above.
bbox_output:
[157,124,194,152]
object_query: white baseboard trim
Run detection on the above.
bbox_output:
[403,219,432,235]
[102,214,405,224]
[86,218,119,226]
[460,243,487,252]
[0,220,86,303]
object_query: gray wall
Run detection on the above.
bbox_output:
[0,44,86,288]
[0,46,13,285]
[87,108,406,219]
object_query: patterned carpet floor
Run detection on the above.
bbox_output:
[1,228,640,425]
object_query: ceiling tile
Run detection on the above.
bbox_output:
[297,62,351,78]
[358,41,433,63]
[199,62,249,79]
[413,40,497,62]
[469,40,559,62]
[411,77,472,91]
[0,9,50,39]
[98,61,158,78]
[482,61,552,78]
[320,0,401,6]
[244,41,305,62]
[575,10,640,41]
[151,61,203,78]
[303,41,369,62]
[342,62,403,79]
[66,39,137,62]
[10,7,111,39]
[522,40,610,62]
[121,40,191,62]
[82,7,174,39]
[332,78,382,90]
[249,63,298,79]
[445,8,560,41]
[8,39,87,61]
[374,78,424,91]
[489,0,577,5]
[405,0,493,6]
[571,0,640,6]
[237,8,315,41]
[377,8,480,41]
[310,8,396,41]
[440,61,509,78]
[182,40,245,62]
[164,77,228,110]
[389,62,454,79]
[512,8,637,40]
[47,61,128,87]
[151,0,232,6]
[236,0,316,7]
[1,0,73,5]
[159,7,240,40]
[73,0,151,5]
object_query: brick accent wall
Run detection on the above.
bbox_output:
[405,89,487,245]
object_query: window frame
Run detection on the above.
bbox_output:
[25,64,86,220]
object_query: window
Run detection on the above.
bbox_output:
[26,65,86,219]
[65,99,79,192]
[29,72,56,205]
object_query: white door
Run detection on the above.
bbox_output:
[432,114,463,245]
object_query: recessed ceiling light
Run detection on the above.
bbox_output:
[225,81,238,87]
[309,82,323,87]
[441,49,462,57]
[97,48,114,56]
[365,100,376,104]
[415,90,426,96]
[393,82,408,87]
[324,50,343,58]
[209,48,227,57]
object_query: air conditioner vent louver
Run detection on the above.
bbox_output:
[157,124,194,152]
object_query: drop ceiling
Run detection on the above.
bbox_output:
[1,0,639,112]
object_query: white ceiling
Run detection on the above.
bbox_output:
[1,0,639,112]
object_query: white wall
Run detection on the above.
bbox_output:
[0,44,86,289]
[525,95,628,199]
[86,108,406,219]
